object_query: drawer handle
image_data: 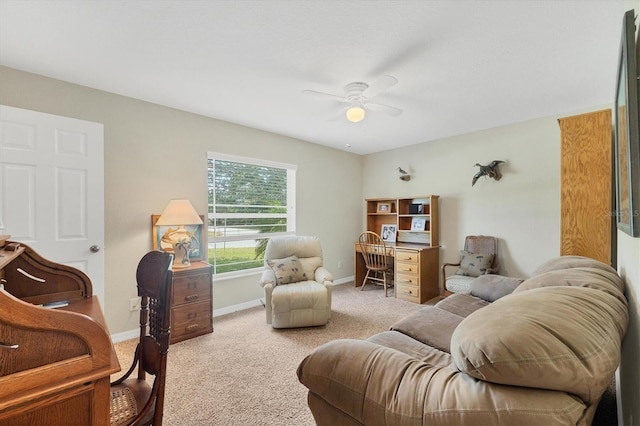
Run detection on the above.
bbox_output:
[0,342,19,350]
[185,294,199,302]
[403,289,413,295]
[185,324,199,332]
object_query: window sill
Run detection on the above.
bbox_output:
[213,267,263,282]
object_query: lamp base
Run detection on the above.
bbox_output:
[168,226,192,269]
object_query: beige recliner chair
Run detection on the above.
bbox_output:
[259,235,333,328]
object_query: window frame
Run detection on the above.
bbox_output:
[207,152,296,277]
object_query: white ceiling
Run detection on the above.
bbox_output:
[0,0,628,155]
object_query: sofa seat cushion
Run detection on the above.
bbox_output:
[390,306,464,353]
[469,274,523,302]
[451,286,629,404]
[435,293,490,317]
[367,331,452,368]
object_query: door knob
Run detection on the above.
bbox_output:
[90,245,101,253]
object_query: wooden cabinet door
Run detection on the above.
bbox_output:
[559,109,613,264]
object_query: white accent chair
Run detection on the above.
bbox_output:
[259,236,333,328]
[442,235,499,294]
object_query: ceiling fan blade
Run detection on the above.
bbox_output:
[328,106,349,121]
[366,102,403,117]
[302,89,347,102]
[362,75,398,98]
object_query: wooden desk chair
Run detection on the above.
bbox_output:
[110,251,173,426]
[358,231,394,297]
[441,235,499,294]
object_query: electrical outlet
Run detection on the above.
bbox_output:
[129,297,141,312]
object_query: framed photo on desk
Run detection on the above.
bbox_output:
[381,224,397,243]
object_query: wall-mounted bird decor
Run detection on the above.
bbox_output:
[398,167,411,181]
[472,160,505,186]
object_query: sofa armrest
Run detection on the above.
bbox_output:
[468,274,523,302]
[314,266,333,284]
[298,339,586,426]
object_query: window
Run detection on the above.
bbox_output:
[207,152,296,275]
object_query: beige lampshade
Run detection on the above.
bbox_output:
[156,200,203,226]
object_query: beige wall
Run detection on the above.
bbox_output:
[363,113,565,278]
[0,65,363,336]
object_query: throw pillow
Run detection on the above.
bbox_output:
[455,250,493,277]
[267,256,307,285]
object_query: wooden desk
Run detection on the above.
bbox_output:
[0,242,120,425]
[354,243,440,303]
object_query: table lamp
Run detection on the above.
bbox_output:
[156,199,203,268]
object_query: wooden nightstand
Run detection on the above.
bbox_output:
[170,261,213,344]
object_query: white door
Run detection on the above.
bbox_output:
[0,105,105,304]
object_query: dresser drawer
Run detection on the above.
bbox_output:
[172,300,213,343]
[395,273,419,286]
[395,250,419,263]
[173,272,212,306]
[173,299,212,326]
[395,262,420,275]
[395,283,420,304]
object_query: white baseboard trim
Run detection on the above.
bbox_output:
[110,275,354,343]
[333,276,353,286]
[213,299,263,317]
[111,329,139,344]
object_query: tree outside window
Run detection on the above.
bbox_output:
[207,153,296,275]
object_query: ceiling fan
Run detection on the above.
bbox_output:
[303,75,403,123]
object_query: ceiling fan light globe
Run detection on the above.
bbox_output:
[346,106,365,123]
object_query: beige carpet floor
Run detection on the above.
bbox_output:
[113,283,424,425]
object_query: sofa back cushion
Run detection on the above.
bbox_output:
[531,255,618,276]
[451,285,628,404]
[513,267,626,303]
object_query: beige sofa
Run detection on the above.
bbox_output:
[297,256,628,425]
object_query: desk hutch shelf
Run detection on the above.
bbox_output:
[361,195,441,303]
[365,195,439,246]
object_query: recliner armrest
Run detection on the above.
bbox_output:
[259,269,276,287]
[314,266,333,284]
